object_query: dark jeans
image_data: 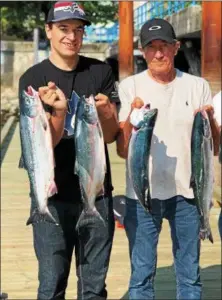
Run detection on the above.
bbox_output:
[29,196,115,300]
[124,196,201,300]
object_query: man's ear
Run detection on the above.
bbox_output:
[139,46,146,60]
[45,24,52,40]
[174,41,181,56]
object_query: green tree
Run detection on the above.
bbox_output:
[0,1,118,40]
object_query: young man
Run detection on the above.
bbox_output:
[19,2,119,299]
[116,18,220,299]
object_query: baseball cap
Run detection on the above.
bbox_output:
[140,18,176,48]
[46,1,91,26]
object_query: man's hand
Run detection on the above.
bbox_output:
[95,93,113,120]
[38,82,67,117]
[194,104,221,156]
[194,105,214,119]
[131,97,144,109]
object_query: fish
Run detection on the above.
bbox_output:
[74,95,106,228]
[128,106,158,212]
[190,110,214,243]
[18,86,58,225]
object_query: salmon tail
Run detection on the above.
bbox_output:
[208,228,214,244]
[199,227,214,244]
[75,207,106,230]
[145,188,152,213]
[26,207,59,226]
[47,180,58,198]
[189,174,195,189]
[18,155,26,169]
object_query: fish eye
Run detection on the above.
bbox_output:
[25,96,31,104]
[85,104,90,112]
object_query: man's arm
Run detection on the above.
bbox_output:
[95,66,120,143]
[197,81,221,155]
[116,98,144,159]
[207,108,220,156]
[48,109,67,147]
[95,93,119,144]
[116,118,133,159]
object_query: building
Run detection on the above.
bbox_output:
[106,1,203,81]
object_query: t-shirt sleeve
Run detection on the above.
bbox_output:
[201,79,213,107]
[18,73,32,101]
[118,78,135,123]
[100,65,119,104]
[18,69,52,114]
[213,91,221,126]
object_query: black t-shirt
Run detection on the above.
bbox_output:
[19,56,116,202]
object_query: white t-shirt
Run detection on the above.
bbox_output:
[213,91,221,126]
[118,69,212,200]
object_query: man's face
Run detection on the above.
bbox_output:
[142,39,180,74]
[45,19,85,59]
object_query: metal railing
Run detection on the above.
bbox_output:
[83,1,201,43]
[83,23,119,44]
[134,1,201,31]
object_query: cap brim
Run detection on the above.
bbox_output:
[142,35,176,47]
[48,17,91,26]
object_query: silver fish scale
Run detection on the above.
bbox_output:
[201,133,214,234]
[20,114,52,209]
[74,101,106,214]
[191,112,214,243]
[19,89,57,225]
[128,108,158,212]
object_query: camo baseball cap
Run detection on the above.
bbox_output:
[46,1,91,26]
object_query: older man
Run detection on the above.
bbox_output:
[116,18,219,299]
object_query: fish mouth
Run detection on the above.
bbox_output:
[85,95,94,105]
[151,108,158,114]
[21,86,39,118]
[200,110,208,119]
[145,108,158,117]
[26,86,34,97]
[199,111,211,139]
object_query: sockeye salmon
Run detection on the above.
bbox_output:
[74,95,106,228]
[128,106,158,211]
[19,86,58,225]
[191,110,214,243]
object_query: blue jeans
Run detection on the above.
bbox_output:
[124,196,201,300]
[29,196,115,300]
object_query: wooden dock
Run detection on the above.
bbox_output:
[1,123,221,299]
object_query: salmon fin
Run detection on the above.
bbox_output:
[199,227,214,244]
[74,160,80,175]
[189,174,195,189]
[47,180,58,198]
[53,155,56,168]
[208,228,214,244]
[26,208,59,226]
[18,155,26,169]
[40,113,47,130]
[75,207,106,230]
[64,91,80,136]
[145,188,152,212]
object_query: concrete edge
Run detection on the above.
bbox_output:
[1,115,16,145]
